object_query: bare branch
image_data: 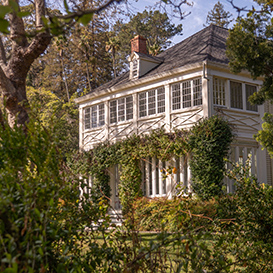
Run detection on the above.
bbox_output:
[0,35,7,67]
[2,0,28,48]
[50,0,119,20]
[23,32,51,71]
[35,0,46,29]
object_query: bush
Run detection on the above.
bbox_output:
[189,115,233,200]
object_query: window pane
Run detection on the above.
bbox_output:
[139,92,147,117]
[230,81,243,109]
[157,87,165,113]
[246,84,258,112]
[91,106,98,128]
[148,90,156,115]
[110,100,117,123]
[213,77,226,106]
[84,107,91,130]
[132,59,138,78]
[118,98,125,122]
[193,78,202,106]
[182,80,191,108]
[172,83,181,110]
[99,104,105,126]
[126,96,133,120]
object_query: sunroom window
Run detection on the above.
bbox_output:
[213,77,226,106]
[171,77,202,111]
[110,95,133,124]
[230,81,243,109]
[84,103,105,130]
[246,84,258,112]
[138,87,165,118]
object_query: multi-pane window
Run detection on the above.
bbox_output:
[84,103,105,130]
[193,78,202,106]
[171,78,202,110]
[230,81,243,109]
[138,87,165,118]
[132,59,138,78]
[213,77,226,106]
[246,84,258,112]
[110,95,133,124]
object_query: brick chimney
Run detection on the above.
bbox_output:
[131,35,147,55]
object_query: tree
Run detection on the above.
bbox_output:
[112,10,183,74]
[0,0,120,128]
[0,1,191,128]
[226,0,273,156]
[205,1,233,28]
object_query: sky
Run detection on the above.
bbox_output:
[130,0,259,45]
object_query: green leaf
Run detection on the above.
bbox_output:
[78,13,93,26]
[0,18,9,34]
[8,0,19,12]
[17,11,31,18]
[0,6,12,18]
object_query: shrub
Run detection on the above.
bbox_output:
[189,115,233,200]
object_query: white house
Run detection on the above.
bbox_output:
[75,25,273,209]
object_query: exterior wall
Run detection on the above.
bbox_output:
[78,62,272,200]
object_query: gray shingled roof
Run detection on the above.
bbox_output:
[92,25,229,94]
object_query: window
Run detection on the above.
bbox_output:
[230,81,243,109]
[110,95,133,124]
[84,103,105,130]
[246,84,258,112]
[138,87,165,118]
[132,59,138,78]
[193,78,202,106]
[213,77,226,106]
[171,78,202,110]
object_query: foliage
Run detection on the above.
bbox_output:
[205,1,233,28]
[133,196,218,232]
[27,87,79,155]
[189,115,233,200]
[226,0,273,156]
[0,115,115,272]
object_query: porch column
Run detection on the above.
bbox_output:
[133,93,138,134]
[165,84,171,131]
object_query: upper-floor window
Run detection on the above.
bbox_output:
[84,103,105,130]
[139,87,165,118]
[110,95,133,124]
[213,77,226,106]
[230,81,243,109]
[171,78,202,111]
[246,84,258,112]
[132,59,138,78]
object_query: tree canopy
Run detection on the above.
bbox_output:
[226,0,273,157]
[205,1,233,28]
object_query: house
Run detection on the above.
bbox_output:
[75,24,273,209]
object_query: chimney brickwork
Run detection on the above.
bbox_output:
[131,35,147,55]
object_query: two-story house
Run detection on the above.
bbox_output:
[75,24,272,209]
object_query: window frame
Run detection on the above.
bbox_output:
[138,87,165,118]
[171,77,202,111]
[110,95,134,124]
[84,103,105,130]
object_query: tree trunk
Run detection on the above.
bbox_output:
[0,0,51,128]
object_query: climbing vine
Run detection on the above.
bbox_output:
[71,115,233,214]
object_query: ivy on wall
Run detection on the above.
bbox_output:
[70,115,233,215]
